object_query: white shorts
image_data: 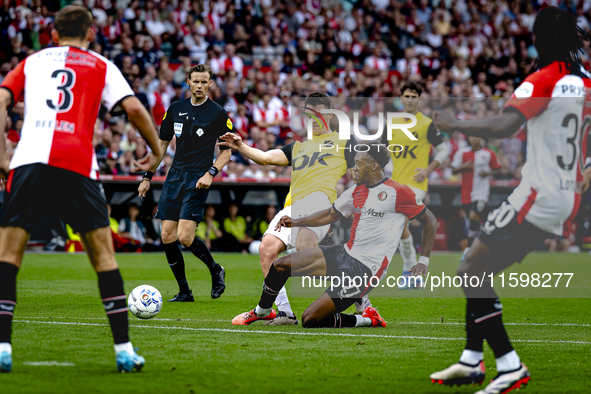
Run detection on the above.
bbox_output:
[264,191,332,250]
[409,186,426,203]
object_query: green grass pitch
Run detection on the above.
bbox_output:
[2,252,590,393]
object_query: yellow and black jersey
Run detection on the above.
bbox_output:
[381,111,443,191]
[280,132,356,207]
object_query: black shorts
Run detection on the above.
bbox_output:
[320,244,374,312]
[477,200,553,264]
[463,200,487,216]
[0,164,109,234]
[155,167,209,222]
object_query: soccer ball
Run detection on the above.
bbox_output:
[128,285,162,319]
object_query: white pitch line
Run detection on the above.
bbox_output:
[19,316,193,322]
[22,361,75,366]
[13,320,591,345]
[399,321,591,327]
[18,316,591,327]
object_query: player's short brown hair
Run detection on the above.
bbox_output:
[401,81,423,96]
[188,64,213,81]
[55,5,93,40]
[305,91,331,109]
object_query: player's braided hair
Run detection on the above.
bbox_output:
[533,7,588,73]
[364,143,390,168]
[305,92,332,109]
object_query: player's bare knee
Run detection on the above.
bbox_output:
[273,255,291,274]
[161,229,178,244]
[178,233,194,248]
[259,241,278,263]
[301,310,321,328]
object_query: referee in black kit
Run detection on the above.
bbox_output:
[136,64,232,302]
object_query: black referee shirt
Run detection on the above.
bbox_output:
[160,97,232,172]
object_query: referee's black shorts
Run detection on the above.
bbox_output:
[0,163,110,234]
[155,167,209,222]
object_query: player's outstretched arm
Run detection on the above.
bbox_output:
[433,110,526,139]
[276,206,341,231]
[0,89,10,178]
[409,208,437,277]
[217,132,290,166]
[122,96,163,169]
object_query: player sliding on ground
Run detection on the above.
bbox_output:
[429,7,591,394]
[0,6,162,373]
[218,92,356,325]
[231,143,437,328]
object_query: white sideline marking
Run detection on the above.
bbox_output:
[401,321,591,327]
[18,316,591,327]
[22,361,75,366]
[19,316,192,322]
[13,320,591,345]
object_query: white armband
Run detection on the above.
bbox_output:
[418,256,430,267]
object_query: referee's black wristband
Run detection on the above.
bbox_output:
[143,171,154,181]
[208,166,219,177]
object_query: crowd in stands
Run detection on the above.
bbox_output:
[3,0,582,184]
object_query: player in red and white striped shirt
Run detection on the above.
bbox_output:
[0,6,162,374]
[231,144,437,328]
[431,8,591,394]
[451,137,501,244]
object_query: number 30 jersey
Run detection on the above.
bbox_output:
[504,61,591,235]
[0,46,134,179]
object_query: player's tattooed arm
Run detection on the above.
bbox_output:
[410,208,437,276]
[432,109,526,139]
[275,206,341,231]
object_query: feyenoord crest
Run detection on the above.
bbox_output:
[174,122,183,137]
[378,191,387,201]
[196,128,204,137]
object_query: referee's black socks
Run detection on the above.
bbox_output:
[164,241,190,294]
[0,262,19,344]
[188,237,221,274]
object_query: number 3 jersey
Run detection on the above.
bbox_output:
[0,46,134,179]
[333,178,425,280]
[503,61,591,235]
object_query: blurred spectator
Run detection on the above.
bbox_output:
[100,152,122,175]
[145,205,163,248]
[222,203,252,253]
[196,205,223,250]
[252,205,277,240]
[119,204,153,248]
